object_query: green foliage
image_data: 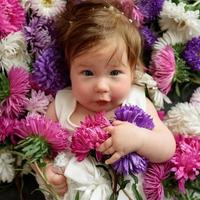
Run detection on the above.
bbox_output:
[0,73,10,102]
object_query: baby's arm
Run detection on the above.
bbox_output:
[97,98,176,164]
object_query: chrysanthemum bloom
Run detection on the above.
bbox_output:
[0,151,15,183]
[171,134,200,192]
[26,90,53,115]
[136,0,164,23]
[182,36,200,71]
[143,162,171,200]
[0,67,30,119]
[150,45,176,95]
[165,103,200,135]
[112,105,154,175]
[31,46,68,95]
[13,114,69,159]
[190,87,200,107]
[24,15,55,55]
[30,0,67,18]
[0,117,14,142]
[0,0,25,39]
[71,113,110,161]
[0,31,30,72]
[159,1,200,42]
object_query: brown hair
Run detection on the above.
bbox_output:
[57,0,144,75]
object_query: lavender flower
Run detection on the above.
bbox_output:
[136,0,165,23]
[182,37,200,71]
[31,46,68,95]
[113,105,154,175]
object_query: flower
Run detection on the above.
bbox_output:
[113,153,148,175]
[150,45,176,95]
[0,31,30,72]
[190,87,200,107]
[0,117,14,142]
[26,90,53,115]
[30,0,67,18]
[159,1,200,42]
[0,0,25,39]
[171,135,200,192]
[143,162,171,200]
[165,103,200,135]
[0,151,15,183]
[24,15,55,55]
[136,0,164,23]
[182,36,200,71]
[31,46,68,94]
[13,114,69,158]
[71,113,110,161]
[0,67,30,119]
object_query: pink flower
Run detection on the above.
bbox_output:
[13,114,69,156]
[143,162,171,200]
[71,113,110,161]
[0,0,25,39]
[0,117,14,142]
[171,134,200,192]
[0,67,30,119]
[150,46,176,95]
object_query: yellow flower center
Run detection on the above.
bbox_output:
[42,0,53,7]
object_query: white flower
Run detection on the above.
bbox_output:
[159,1,200,42]
[30,0,67,18]
[165,102,200,135]
[0,31,30,72]
[190,87,200,107]
[26,90,54,115]
[20,0,31,10]
[0,152,15,183]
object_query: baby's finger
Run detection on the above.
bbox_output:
[97,137,112,152]
[103,125,114,134]
[55,185,68,197]
[112,120,123,126]
[105,152,122,165]
[104,146,115,155]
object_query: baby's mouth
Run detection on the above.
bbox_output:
[96,100,109,106]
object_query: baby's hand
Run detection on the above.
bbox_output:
[97,120,144,164]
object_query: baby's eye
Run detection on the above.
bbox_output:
[82,70,93,76]
[110,70,122,76]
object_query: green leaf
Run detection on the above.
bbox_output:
[75,191,80,200]
[132,183,143,200]
[0,73,10,102]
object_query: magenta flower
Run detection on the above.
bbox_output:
[0,67,30,119]
[13,114,69,157]
[71,113,110,161]
[171,134,200,192]
[150,46,176,95]
[0,0,25,39]
[143,162,171,200]
[0,117,14,143]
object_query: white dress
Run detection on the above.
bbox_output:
[44,85,147,200]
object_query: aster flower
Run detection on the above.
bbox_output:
[150,46,176,95]
[143,162,171,200]
[136,0,165,23]
[0,151,15,183]
[24,15,56,55]
[159,1,200,42]
[0,31,30,72]
[190,87,200,107]
[171,134,200,192]
[0,67,30,119]
[26,90,53,115]
[182,36,200,71]
[30,0,67,18]
[31,46,68,95]
[165,102,200,135]
[71,113,110,161]
[0,0,25,39]
[13,114,69,162]
[0,117,14,143]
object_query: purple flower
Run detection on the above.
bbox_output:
[182,37,200,71]
[113,153,148,175]
[31,46,68,95]
[24,15,56,55]
[140,26,157,50]
[113,105,154,175]
[136,0,165,23]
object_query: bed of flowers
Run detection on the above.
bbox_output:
[0,0,200,199]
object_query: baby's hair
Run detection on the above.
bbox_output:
[57,0,144,77]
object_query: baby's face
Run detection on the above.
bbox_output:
[70,37,133,113]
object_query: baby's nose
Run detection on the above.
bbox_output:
[94,78,109,93]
